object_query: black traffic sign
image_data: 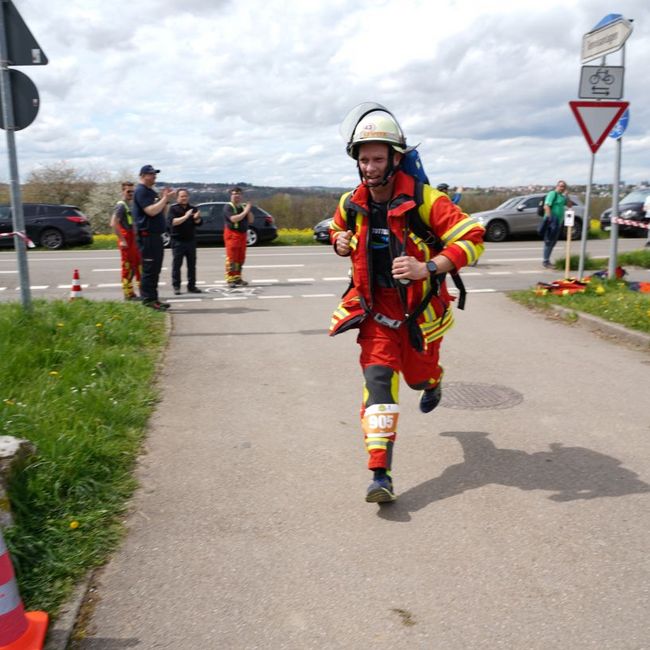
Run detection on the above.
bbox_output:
[2,0,48,65]
[0,69,39,130]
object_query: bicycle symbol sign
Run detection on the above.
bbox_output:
[579,65,624,99]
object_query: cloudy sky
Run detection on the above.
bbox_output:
[3,0,650,189]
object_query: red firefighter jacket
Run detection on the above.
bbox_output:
[329,171,484,347]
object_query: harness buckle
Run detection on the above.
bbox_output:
[373,312,403,329]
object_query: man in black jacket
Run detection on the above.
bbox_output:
[168,189,203,294]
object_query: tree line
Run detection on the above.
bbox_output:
[0,161,611,232]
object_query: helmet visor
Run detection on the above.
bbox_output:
[339,102,392,144]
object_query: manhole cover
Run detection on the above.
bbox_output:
[441,382,523,410]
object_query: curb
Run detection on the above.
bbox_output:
[547,304,650,349]
[43,577,90,650]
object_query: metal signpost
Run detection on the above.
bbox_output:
[0,0,48,311]
[572,14,632,280]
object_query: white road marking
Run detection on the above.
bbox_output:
[303,294,336,298]
[288,278,314,283]
[168,298,203,303]
[518,270,542,274]
[92,268,121,272]
[486,271,512,275]
[0,270,17,274]
[97,283,122,288]
[245,264,304,268]
[252,279,278,284]
[212,296,248,301]
[323,276,349,281]
[258,295,292,299]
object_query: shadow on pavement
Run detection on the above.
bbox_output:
[378,431,650,522]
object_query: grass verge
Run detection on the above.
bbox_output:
[79,229,319,250]
[511,278,650,334]
[1,299,166,615]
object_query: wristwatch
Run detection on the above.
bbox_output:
[426,260,438,276]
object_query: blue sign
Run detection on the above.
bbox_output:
[592,13,623,31]
[609,108,629,139]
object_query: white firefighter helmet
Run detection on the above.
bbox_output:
[341,103,408,159]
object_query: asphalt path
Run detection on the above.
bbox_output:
[0,237,647,304]
[68,273,650,649]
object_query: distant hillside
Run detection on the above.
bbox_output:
[156,181,347,205]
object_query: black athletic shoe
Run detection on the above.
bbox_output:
[366,473,396,503]
[173,288,181,295]
[419,383,442,413]
[187,287,203,293]
[143,300,167,312]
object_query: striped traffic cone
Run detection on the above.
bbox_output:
[69,269,82,300]
[0,530,48,650]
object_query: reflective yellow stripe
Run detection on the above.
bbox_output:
[453,239,484,265]
[441,217,483,245]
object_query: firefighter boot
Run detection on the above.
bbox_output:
[366,469,396,503]
[419,383,442,413]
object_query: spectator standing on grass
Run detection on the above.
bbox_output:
[223,187,254,287]
[133,165,175,311]
[542,180,573,269]
[168,189,203,295]
[110,181,141,301]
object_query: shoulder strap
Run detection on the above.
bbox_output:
[408,182,467,310]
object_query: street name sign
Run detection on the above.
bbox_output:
[581,16,632,63]
[579,65,624,99]
[569,100,629,154]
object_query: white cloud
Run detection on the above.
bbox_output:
[2,0,649,188]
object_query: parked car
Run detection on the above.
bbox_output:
[473,193,584,242]
[163,202,277,248]
[313,218,332,244]
[0,203,93,250]
[599,188,650,236]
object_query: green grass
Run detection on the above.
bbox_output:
[511,278,650,334]
[78,229,319,250]
[1,299,166,614]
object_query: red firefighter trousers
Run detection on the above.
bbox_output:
[118,229,141,298]
[358,287,442,470]
[224,229,247,283]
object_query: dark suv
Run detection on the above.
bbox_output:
[600,188,650,236]
[163,202,278,247]
[0,203,94,250]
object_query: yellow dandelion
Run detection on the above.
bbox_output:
[57,322,64,328]
[49,371,59,376]
[595,285,606,295]
[69,520,80,530]
[3,399,15,406]
[96,323,103,328]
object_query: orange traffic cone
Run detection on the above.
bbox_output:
[69,269,82,300]
[0,531,48,650]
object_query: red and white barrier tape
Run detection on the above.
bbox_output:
[611,217,650,230]
[0,232,36,247]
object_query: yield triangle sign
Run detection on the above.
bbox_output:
[1,0,48,65]
[569,101,629,153]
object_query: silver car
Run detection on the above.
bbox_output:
[473,193,584,242]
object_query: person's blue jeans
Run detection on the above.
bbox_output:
[543,219,561,264]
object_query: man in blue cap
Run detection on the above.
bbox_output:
[132,165,176,310]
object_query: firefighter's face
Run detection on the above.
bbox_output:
[357,142,399,187]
